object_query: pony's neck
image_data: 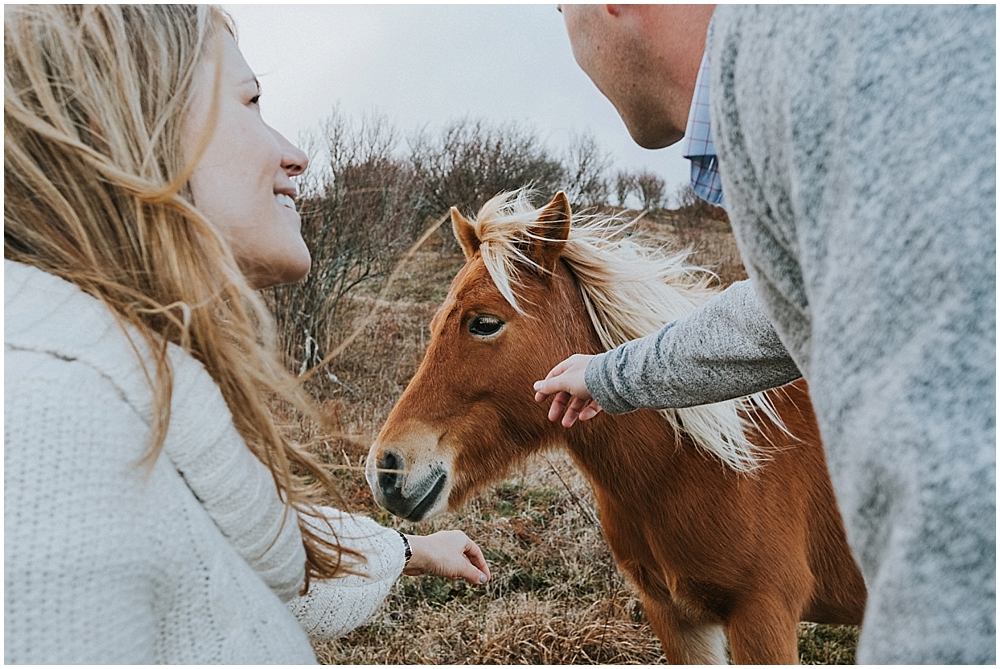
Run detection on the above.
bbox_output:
[562,412,680,489]
[546,263,735,503]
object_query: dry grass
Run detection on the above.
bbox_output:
[295,212,859,664]
[313,451,671,665]
[638,208,748,288]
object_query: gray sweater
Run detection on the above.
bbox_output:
[586,6,995,663]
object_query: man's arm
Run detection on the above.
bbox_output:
[534,280,800,425]
[586,280,800,413]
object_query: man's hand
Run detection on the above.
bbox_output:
[533,353,604,428]
[403,530,490,584]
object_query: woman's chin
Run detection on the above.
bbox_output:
[242,251,310,289]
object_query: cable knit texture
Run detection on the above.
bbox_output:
[4,260,405,664]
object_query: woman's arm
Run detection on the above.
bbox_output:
[285,509,405,642]
[286,510,490,642]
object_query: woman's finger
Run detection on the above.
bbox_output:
[462,540,490,584]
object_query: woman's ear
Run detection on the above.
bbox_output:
[451,207,480,259]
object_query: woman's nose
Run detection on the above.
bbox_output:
[273,127,308,177]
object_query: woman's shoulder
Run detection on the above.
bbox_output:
[5,346,151,467]
[5,260,225,424]
[3,342,307,664]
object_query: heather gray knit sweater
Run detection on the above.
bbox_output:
[586,6,995,663]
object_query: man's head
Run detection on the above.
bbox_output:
[559,4,715,149]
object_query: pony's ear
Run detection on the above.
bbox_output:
[451,207,480,259]
[527,191,571,273]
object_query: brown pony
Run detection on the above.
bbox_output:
[366,190,866,663]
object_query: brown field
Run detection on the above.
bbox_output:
[300,211,860,664]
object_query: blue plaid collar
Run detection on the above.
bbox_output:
[682,51,725,207]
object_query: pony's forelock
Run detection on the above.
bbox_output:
[468,188,789,472]
[472,189,548,314]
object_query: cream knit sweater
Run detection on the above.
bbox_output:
[4,260,406,664]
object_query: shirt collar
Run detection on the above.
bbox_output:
[682,50,715,160]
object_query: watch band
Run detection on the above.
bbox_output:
[396,530,412,565]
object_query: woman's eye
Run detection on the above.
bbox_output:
[469,314,504,337]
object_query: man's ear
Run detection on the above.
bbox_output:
[527,191,571,273]
[451,207,480,259]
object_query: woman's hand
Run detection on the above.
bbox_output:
[533,354,603,427]
[403,530,491,584]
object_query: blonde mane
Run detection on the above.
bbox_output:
[470,189,786,472]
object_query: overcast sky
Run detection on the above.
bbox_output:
[222,4,691,201]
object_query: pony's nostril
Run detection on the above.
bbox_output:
[377,450,404,495]
[378,450,402,474]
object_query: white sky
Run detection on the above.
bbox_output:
[223,4,691,201]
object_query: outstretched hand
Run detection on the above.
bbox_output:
[403,530,491,585]
[533,353,603,428]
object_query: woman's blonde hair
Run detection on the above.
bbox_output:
[4,5,362,587]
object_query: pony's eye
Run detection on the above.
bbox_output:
[469,314,505,337]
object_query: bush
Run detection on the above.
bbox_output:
[673,182,728,223]
[408,118,567,251]
[613,169,666,212]
[614,170,638,208]
[267,111,421,373]
[635,170,667,211]
[563,131,612,207]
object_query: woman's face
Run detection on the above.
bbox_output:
[184,33,310,289]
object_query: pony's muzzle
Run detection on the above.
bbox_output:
[366,447,449,522]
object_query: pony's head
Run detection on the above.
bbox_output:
[366,190,773,521]
[365,191,586,520]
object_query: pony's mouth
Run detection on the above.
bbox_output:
[403,471,448,522]
[374,459,448,522]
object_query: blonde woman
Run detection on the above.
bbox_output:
[4,5,489,664]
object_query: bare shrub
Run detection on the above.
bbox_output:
[673,182,729,224]
[614,170,639,207]
[408,118,565,251]
[564,131,611,207]
[267,111,421,374]
[635,170,667,211]
[613,169,667,211]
